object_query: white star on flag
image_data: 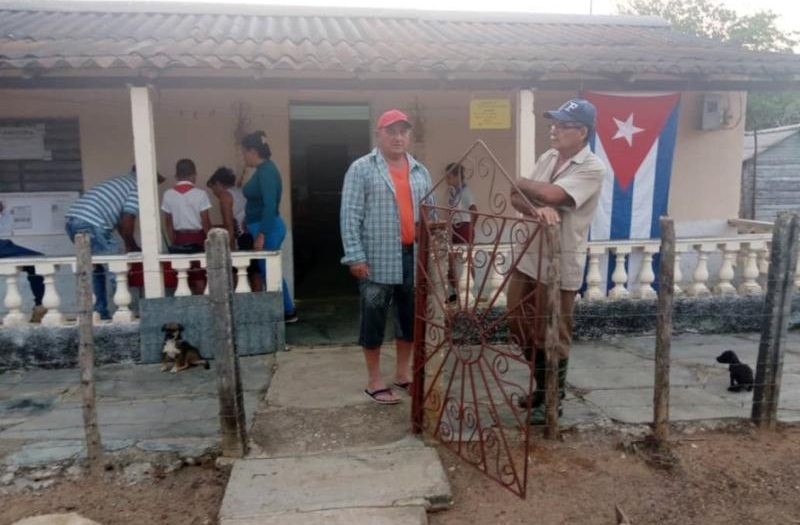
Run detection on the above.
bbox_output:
[612,113,645,147]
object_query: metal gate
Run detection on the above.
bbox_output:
[411,140,551,498]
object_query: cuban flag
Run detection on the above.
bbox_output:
[585,91,680,240]
[583,91,681,290]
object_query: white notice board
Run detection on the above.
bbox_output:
[0,192,79,236]
[0,125,51,160]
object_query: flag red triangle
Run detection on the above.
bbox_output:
[584,92,680,191]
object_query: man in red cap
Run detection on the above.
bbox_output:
[340,109,434,405]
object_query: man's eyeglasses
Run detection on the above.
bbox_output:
[550,121,586,131]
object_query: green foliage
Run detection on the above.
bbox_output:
[620,0,799,130]
[619,0,795,52]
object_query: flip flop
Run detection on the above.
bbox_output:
[364,388,401,405]
[393,381,412,395]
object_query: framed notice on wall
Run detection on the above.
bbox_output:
[469,98,512,130]
[0,192,78,236]
[0,125,50,160]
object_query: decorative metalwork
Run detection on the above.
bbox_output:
[412,140,552,498]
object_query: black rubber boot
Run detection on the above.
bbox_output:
[530,358,568,426]
[518,350,546,409]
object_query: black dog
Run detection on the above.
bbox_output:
[716,350,754,392]
[160,322,209,373]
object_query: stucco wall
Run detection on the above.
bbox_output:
[0,86,746,302]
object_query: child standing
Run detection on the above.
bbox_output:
[446,162,478,303]
[161,158,212,295]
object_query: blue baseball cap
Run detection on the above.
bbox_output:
[543,98,596,128]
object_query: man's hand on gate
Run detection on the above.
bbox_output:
[349,263,370,280]
[534,207,561,226]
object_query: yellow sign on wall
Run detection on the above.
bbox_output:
[469,98,512,130]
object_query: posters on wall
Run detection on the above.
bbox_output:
[0,192,78,236]
[0,125,51,160]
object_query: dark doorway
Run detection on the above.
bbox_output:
[290,106,371,302]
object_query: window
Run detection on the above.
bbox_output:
[0,118,83,193]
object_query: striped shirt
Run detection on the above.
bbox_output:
[340,148,434,285]
[66,172,138,230]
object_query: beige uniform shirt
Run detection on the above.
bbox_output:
[515,145,605,291]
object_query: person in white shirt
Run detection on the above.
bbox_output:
[161,158,212,295]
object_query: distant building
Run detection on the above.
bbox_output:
[741,124,800,221]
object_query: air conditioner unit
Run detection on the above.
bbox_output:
[700,93,724,130]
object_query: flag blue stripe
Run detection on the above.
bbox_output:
[650,103,680,238]
[610,177,633,240]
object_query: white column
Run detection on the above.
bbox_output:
[635,246,657,300]
[171,259,192,297]
[608,247,630,300]
[38,263,64,326]
[738,242,763,295]
[130,85,164,299]
[455,247,476,307]
[109,260,135,323]
[687,244,711,297]
[2,266,25,325]
[233,257,252,294]
[584,246,605,300]
[516,89,536,178]
[713,242,737,296]
[673,251,683,296]
[264,253,282,292]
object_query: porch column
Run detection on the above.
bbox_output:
[516,89,536,178]
[130,85,164,298]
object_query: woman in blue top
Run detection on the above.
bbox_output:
[241,131,298,323]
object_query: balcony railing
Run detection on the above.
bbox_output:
[0,251,282,326]
[449,233,783,307]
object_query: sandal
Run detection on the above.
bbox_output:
[364,388,401,405]
[393,381,412,395]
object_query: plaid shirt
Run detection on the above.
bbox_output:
[340,148,434,285]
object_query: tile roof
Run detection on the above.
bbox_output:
[1,1,800,80]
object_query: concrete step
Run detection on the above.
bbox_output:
[219,444,451,525]
[222,506,428,525]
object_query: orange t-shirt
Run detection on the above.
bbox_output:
[389,160,415,245]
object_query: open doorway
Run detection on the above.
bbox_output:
[289,104,371,301]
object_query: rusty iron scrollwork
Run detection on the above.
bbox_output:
[411,140,553,498]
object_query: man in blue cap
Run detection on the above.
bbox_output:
[508,98,606,425]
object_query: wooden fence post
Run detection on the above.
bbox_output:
[544,224,562,439]
[752,212,799,428]
[75,233,104,474]
[207,228,248,457]
[653,217,675,444]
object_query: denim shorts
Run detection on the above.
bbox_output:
[358,250,415,349]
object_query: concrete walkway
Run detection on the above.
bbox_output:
[0,356,272,467]
[220,346,452,525]
[2,331,799,521]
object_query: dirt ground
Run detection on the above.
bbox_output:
[2,427,799,525]
[430,425,800,525]
[0,463,229,525]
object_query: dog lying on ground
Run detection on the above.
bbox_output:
[716,350,754,392]
[160,322,209,373]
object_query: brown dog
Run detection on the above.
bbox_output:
[160,322,209,373]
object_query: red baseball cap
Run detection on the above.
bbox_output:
[377,109,412,129]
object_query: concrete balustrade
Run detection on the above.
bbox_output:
[0,251,281,326]
[0,231,791,325]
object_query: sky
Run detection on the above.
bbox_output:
[87,0,798,33]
